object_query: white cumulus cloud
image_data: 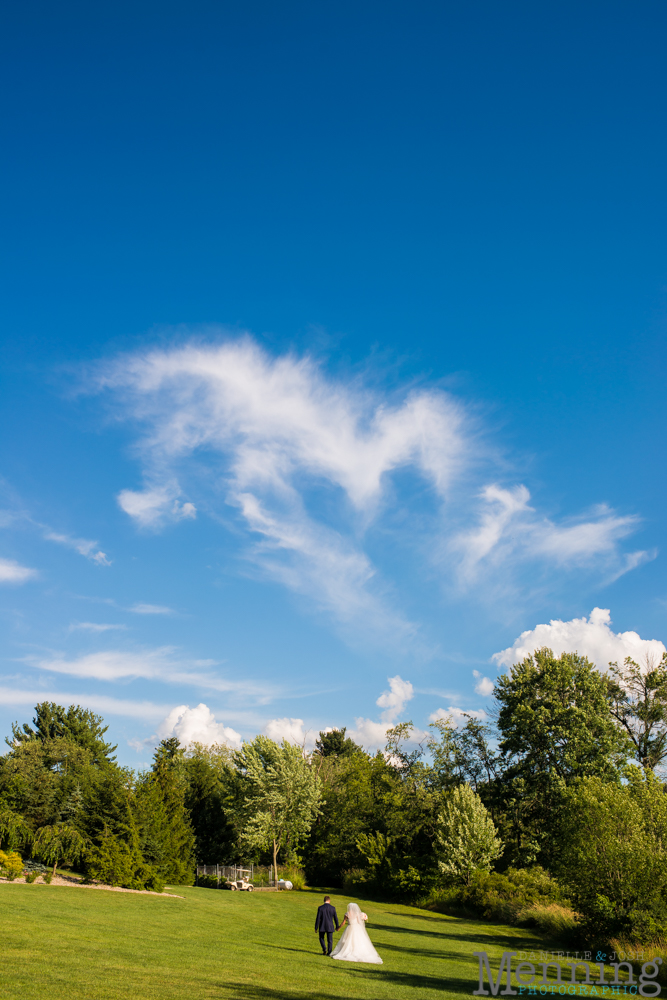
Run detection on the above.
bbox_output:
[376,675,414,722]
[263,717,313,747]
[472,670,495,696]
[492,608,666,670]
[348,717,394,748]
[429,706,488,727]
[349,674,416,749]
[0,557,37,583]
[157,703,242,748]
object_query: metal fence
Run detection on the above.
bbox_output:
[196,864,254,885]
[195,864,280,887]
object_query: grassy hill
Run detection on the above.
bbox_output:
[0,883,550,1000]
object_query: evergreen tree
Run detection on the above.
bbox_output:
[183,743,242,863]
[314,728,362,758]
[135,738,195,884]
[10,702,117,765]
[80,763,138,848]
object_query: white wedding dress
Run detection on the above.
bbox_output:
[331,903,383,964]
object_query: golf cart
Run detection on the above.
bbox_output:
[226,876,254,891]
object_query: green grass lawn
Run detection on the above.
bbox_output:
[0,883,553,1000]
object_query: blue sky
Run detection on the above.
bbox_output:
[1,1,666,764]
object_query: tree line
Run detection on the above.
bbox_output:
[2,647,667,944]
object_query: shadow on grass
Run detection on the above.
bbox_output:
[375,939,476,961]
[333,966,473,993]
[213,986,345,1000]
[213,969,474,998]
[371,921,518,947]
[264,944,332,957]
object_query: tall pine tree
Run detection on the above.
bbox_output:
[135,738,195,884]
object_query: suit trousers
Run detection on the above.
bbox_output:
[319,930,333,954]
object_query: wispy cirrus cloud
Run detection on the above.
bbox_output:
[452,485,652,587]
[73,596,176,616]
[23,647,276,703]
[128,603,175,615]
[43,531,111,566]
[116,486,196,528]
[0,481,111,567]
[95,336,465,641]
[0,685,170,721]
[0,557,38,584]
[69,622,127,633]
[89,335,651,638]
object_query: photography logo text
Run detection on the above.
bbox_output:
[473,952,663,997]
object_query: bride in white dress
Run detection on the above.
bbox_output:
[331,903,383,964]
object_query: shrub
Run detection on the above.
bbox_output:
[609,938,667,984]
[42,871,53,884]
[0,850,24,881]
[84,835,162,891]
[144,871,165,893]
[420,866,574,934]
[279,865,307,890]
[521,903,578,938]
[554,772,667,942]
[342,868,368,891]
[22,859,48,875]
[196,874,220,889]
[25,871,39,884]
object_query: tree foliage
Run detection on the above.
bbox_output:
[7,661,667,940]
[183,742,241,863]
[0,804,33,851]
[554,769,667,940]
[494,647,632,866]
[135,738,196,884]
[607,654,667,772]
[10,702,117,765]
[0,849,23,880]
[236,736,322,877]
[435,784,503,885]
[33,822,88,876]
[314,728,361,758]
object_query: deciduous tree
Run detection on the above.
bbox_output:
[33,822,88,876]
[607,653,667,773]
[236,736,322,880]
[435,784,503,885]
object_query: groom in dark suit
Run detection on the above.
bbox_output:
[314,895,339,955]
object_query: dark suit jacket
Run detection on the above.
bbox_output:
[315,902,339,932]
